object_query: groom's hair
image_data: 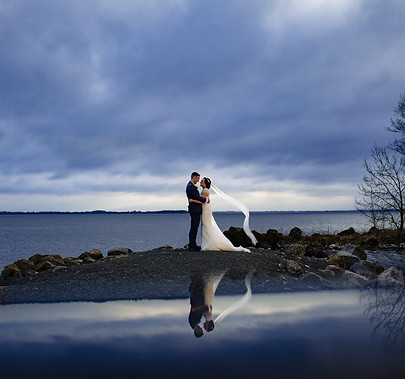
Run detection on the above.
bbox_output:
[191,172,200,179]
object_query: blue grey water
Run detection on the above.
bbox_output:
[0,289,404,378]
[0,211,370,268]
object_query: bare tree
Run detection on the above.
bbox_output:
[387,92,405,154]
[356,145,405,231]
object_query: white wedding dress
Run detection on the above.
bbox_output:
[201,188,251,252]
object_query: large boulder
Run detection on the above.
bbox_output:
[108,248,134,256]
[223,227,251,247]
[289,227,302,240]
[337,227,358,237]
[349,261,384,280]
[14,259,34,275]
[350,246,367,260]
[0,264,23,285]
[44,254,65,266]
[264,229,282,249]
[28,254,49,265]
[305,243,327,258]
[339,270,370,287]
[79,249,104,261]
[362,237,379,250]
[327,251,360,270]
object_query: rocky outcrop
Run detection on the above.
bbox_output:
[289,227,302,240]
[351,246,367,260]
[108,248,134,256]
[327,251,360,270]
[0,264,23,285]
[377,267,404,287]
[305,242,327,258]
[349,261,384,280]
[79,249,104,261]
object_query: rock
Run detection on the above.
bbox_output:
[0,264,23,285]
[286,244,307,256]
[44,254,65,266]
[339,270,370,287]
[79,249,104,261]
[327,252,360,269]
[52,265,68,273]
[152,246,172,251]
[34,261,54,272]
[367,226,380,235]
[28,254,48,265]
[264,229,282,249]
[349,261,384,279]
[82,257,96,264]
[252,230,269,248]
[286,259,304,275]
[362,237,379,250]
[63,257,83,266]
[337,227,357,236]
[224,227,252,247]
[378,267,405,287]
[305,243,327,258]
[14,259,34,275]
[108,248,134,256]
[351,246,367,260]
[289,227,302,240]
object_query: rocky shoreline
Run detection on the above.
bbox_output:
[1,226,404,304]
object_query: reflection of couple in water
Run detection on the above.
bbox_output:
[188,269,253,338]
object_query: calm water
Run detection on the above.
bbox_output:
[1,289,404,378]
[0,211,369,268]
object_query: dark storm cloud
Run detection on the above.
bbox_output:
[0,0,405,198]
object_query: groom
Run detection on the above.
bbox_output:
[186,171,209,252]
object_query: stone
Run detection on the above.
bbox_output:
[82,257,96,264]
[63,257,83,266]
[351,246,367,261]
[152,246,173,251]
[289,227,302,240]
[339,270,370,287]
[34,261,54,272]
[224,227,252,247]
[305,243,327,258]
[286,259,304,275]
[325,265,345,278]
[79,249,104,261]
[349,261,384,279]
[0,264,23,285]
[362,237,379,250]
[44,254,65,266]
[327,252,360,269]
[28,254,48,265]
[108,248,134,256]
[337,227,357,236]
[264,229,282,249]
[378,267,404,287]
[14,259,34,275]
[286,244,307,256]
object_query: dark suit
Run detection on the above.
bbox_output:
[186,181,207,250]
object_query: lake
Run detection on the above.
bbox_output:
[0,211,370,268]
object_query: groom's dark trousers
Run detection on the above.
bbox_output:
[186,181,207,250]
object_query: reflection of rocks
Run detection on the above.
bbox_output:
[363,275,405,348]
[378,267,404,287]
[350,261,384,280]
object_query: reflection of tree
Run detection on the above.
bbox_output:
[363,283,405,348]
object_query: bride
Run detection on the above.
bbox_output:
[189,177,257,252]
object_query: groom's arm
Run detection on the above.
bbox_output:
[187,184,207,203]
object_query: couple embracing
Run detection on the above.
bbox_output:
[186,172,257,252]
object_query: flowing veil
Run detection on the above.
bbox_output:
[211,184,258,246]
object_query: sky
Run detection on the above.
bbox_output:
[1,0,405,211]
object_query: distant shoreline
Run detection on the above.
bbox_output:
[0,210,362,215]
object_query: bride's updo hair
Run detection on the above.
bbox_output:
[203,177,211,189]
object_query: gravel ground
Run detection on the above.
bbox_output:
[0,248,333,304]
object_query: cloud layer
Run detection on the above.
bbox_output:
[1,0,404,210]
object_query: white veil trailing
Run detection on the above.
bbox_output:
[211,184,257,246]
